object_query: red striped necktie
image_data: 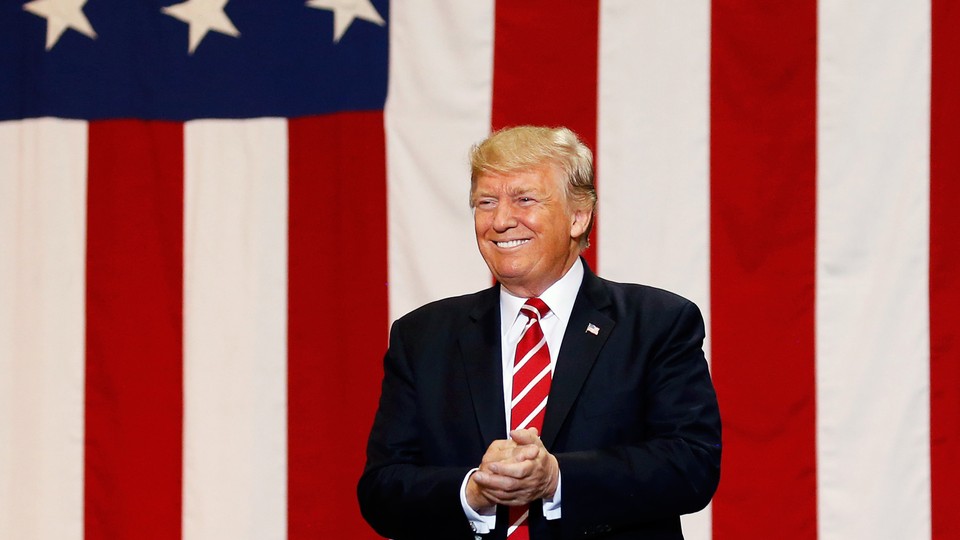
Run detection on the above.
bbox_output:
[508,298,552,539]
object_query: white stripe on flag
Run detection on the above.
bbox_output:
[597,0,711,307]
[817,1,931,538]
[597,2,712,538]
[182,119,289,540]
[386,0,495,320]
[0,118,86,540]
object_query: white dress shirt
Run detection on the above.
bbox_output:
[460,259,584,533]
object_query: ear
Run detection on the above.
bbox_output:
[569,206,592,239]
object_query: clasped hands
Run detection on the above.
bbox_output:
[466,427,560,514]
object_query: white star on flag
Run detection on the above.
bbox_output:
[23,0,97,50]
[306,0,384,43]
[162,0,240,54]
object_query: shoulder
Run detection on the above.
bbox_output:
[581,273,706,343]
[585,274,707,351]
[586,272,701,318]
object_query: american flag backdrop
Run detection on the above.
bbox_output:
[1,0,958,539]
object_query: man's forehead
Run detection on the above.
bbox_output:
[473,165,563,192]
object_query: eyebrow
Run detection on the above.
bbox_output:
[506,185,542,198]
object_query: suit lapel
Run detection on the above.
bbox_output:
[541,268,614,449]
[459,286,507,444]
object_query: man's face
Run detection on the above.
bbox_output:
[472,165,590,298]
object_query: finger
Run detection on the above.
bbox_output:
[480,490,535,507]
[511,444,542,461]
[484,439,517,455]
[472,470,522,492]
[465,473,496,512]
[509,427,540,445]
[488,459,535,479]
[480,439,518,465]
[493,443,540,465]
[477,481,541,506]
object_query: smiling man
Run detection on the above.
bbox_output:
[358,126,721,540]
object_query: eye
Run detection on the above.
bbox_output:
[475,198,496,209]
[517,196,536,205]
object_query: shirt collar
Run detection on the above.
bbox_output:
[499,258,584,336]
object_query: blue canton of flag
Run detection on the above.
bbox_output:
[1,0,388,120]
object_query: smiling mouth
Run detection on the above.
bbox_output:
[495,239,530,249]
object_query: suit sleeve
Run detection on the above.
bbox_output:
[555,299,721,538]
[356,319,477,540]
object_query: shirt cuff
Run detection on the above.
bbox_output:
[460,468,497,534]
[541,469,562,520]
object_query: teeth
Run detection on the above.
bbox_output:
[496,239,528,248]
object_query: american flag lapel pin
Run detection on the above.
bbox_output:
[586,323,600,335]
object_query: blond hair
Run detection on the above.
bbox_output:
[469,126,597,248]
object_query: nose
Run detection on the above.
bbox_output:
[492,201,517,232]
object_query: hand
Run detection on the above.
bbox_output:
[468,428,560,508]
[465,438,519,513]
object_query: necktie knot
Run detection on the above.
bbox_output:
[521,298,550,322]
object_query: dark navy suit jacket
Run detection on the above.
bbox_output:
[358,264,721,539]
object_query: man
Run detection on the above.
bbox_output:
[358,126,721,539]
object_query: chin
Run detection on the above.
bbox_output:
[490,260,527,279]
[493,272,535,293]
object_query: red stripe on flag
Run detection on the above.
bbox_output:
[710,2,818,538]
[491,0,599,270]
[930,1,960,538]
[287,113,387,539]
[84,120,184,538]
